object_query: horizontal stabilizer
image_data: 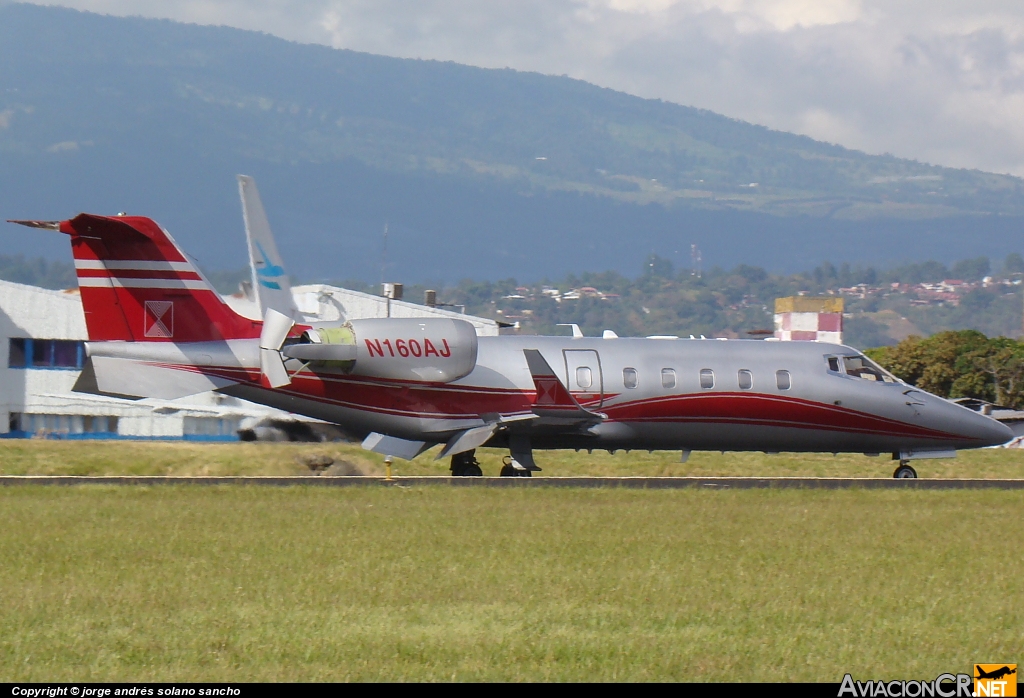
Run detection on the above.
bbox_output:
[362,432,432,461]
[87,356,239,400]
[71,358,143,401]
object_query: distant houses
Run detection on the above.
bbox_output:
[833,276,1021,307]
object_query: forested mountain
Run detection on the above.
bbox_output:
[1,3,1023,283]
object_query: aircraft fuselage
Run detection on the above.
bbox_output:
[88,334,1011,455]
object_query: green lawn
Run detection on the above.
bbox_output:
[0,486,1020,681]
[1,439,1023,478]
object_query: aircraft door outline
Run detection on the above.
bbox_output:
[563,349,604,407]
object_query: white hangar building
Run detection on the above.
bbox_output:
[1,279,499,440]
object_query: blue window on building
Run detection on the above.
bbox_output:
[8,413,119,435]
[8,338,26,367]
[8,339,84,369]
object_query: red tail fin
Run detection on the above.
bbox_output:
[58,214,260,342]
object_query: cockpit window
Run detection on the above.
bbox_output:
[841,355,898,383]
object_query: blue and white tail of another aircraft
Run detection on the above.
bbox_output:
[237,175,300,321]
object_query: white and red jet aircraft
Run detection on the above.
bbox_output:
[8,213,1012,477]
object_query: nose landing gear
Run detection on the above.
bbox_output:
[893,461,918,479]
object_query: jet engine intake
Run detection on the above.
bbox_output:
[285,317,478,383]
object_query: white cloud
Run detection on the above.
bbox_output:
[18,1,1024,174]
[46,140,79,152]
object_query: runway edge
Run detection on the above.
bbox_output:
[2,476,1024,489]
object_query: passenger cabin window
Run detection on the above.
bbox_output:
[699,369,715,389]
[842,355,897,383]
[661,368,676,389]
[576,366,593,390]
[776,370,792,390]
[737,369,752,390]
[623,367,638,389]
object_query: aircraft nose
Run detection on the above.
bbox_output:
[977,413,1015,447]
[945,400,1014,447]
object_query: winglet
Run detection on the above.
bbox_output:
[524,349,603,422]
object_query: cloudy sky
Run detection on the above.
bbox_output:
[21,1,1024,175]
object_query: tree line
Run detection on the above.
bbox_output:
[868,331,1024,408]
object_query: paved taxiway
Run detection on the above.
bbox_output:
[2,476,1024,489]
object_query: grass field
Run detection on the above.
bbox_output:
[2,439,1024,478]
[0,486,1020,681]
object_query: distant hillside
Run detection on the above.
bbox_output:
[1,3,1022,282]
[0,254,75,290]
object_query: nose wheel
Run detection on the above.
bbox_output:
[893,461,918,479]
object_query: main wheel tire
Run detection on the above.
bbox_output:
[893,464,918,479]
[451,452,484,477]
[500,455,533,477]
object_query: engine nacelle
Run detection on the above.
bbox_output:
[288,318,478,383]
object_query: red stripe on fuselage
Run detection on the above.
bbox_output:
[601,391,956,440]
[163,364,532,420]
[158,362,960,440]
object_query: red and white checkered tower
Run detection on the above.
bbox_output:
[774,296,844,343]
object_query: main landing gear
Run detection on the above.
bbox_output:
[450,450,483,477]
[893,461,918,479]
[499,455,532,477]
[449,451,532,477]
[448,440,542,477]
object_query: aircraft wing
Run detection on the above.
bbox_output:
[363,350,604,462]
[432,350,603,462]
[238,175,300,320]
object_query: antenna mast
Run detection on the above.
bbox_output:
[380,221,389,286]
